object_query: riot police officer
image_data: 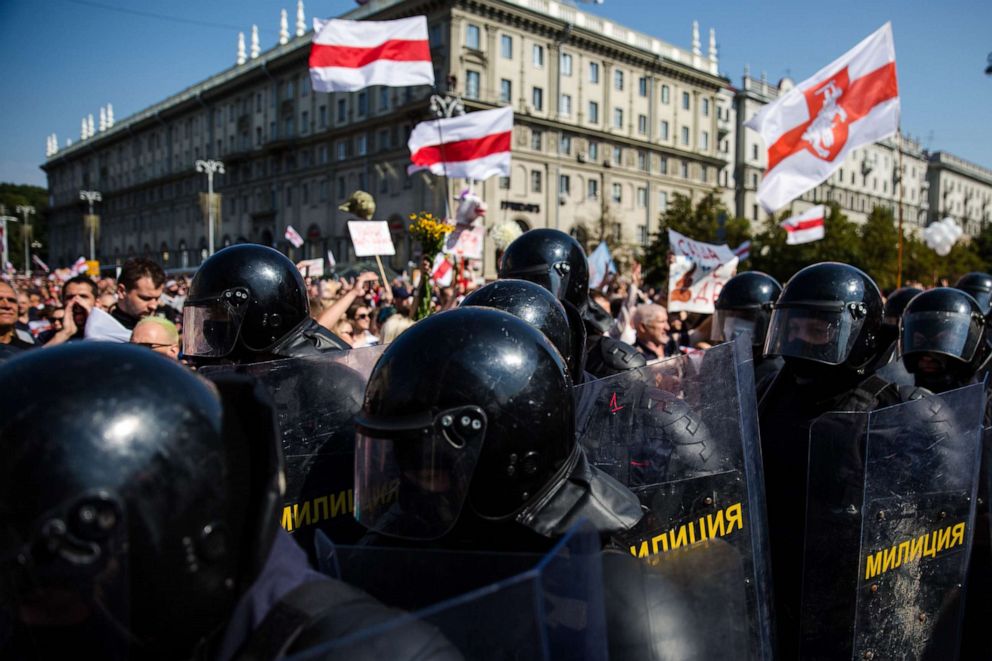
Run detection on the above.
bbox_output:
[353,306,643,549]
[711,271,783,385]
[954,272,992,315]
[182,244,348,366]
[757,262,907,655]
[901,287,992,660]
[0,344,455,660]
[873,285,923,385]
[497,228,645,378]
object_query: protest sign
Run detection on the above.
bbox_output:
[348,221,396,257]
[667,229,739,314]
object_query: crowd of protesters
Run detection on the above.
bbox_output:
[0,248,967,364]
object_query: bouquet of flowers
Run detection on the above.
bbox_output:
[408,211,452,320]
[489,220,522,251]
[409,211,451,256]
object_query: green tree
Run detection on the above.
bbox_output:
[0,183,49,272]
[641,191,750,285]
[859,206,900,291]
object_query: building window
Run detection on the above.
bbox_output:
[531,170,542,193]
[560,134,572,155]
[702,98,710,116]
[285,185,293,206]
[559,94,572,116]
[466,70,481,99]
[660,120,669,140]
[612,183,622,203]
[319,105,327,128]
[500,34,513,59]
[614,69,624,91]
[559,174,570,195]
[301,111,309,134]
[588,101,599,123]
[661,85,670,104]
[532,86,544,111]
[357,92,368,117]
[589,61,599,83]
[637,187,647,207]
[638,77,648,97]
[681,126,690,146]
[659,191,668,211]
[638,224,648,245]
[587,178,599,199]
[499,176,510,190]
[302,183,310,204]
[752,204,759,221]
[682,92,690,110]
[500,79,512,103]
[356,134,367,156]
[533,44,544,67]
[681,160,689,178]
[379,88,389,111]
[336,141,346,160]
[337,99,347,123]
[751,173,758,188]
[613,146,622,165]
[588,141,598,161]
[466,24,480,49]
[531,129,542,150]
[752,144,759,160]
[637,151,647,171]
[560,52,573,76]
[614,108,623,129]
[701,166,708,183]
[700,130,709,150]
[660,156,668,175]
[637,114,647,135]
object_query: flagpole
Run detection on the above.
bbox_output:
[430,86,463,222]
[896,129,904,287]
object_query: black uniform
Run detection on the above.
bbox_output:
[0,344,456,661]
[182,244,347,367]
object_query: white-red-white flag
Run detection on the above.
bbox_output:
[284,225,305,248]
[431,253,453,286]
[70,256,87,275]
[408,106,512,181]
[746,23,899,212]
[309,17,434,93]
[781,205,826,245]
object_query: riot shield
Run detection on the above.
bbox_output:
[800,382,984,660]
[574,335,774,659]
[287,520,608,660]
[200,346,385,550]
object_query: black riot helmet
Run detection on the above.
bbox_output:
[460,279,577,376]
[900,287,991,391]
[0,344,283,659]
[498,228,590,313]
[711,271,782,349]
[764,262,883,371]
[883,287,924,328]
[183,244,310,362]
[354,307,576,541]
[954,272,992,315]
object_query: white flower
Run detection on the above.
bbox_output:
[489,221,523,250]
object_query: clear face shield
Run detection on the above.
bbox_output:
[1,491,131,659]
[900,310,983,364]
[711,309,759,346]
[501,262,572,303]
[181,288,251,358]
[354,406,487,541]
[764,302,868,365]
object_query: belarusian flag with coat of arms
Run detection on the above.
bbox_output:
[746,23,899,212]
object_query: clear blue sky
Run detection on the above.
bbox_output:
[1,0,990,187]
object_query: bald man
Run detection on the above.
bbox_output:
[130,316,180,360]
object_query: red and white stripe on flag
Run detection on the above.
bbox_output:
[432,253,453,286]
[71,256,87,274]
[781,205,826,245]
[408,106,513,181]
[285,225,305,248]
[309,16,434,93]
[745,23,899,212]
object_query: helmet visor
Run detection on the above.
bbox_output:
[501,263,570,303]
[900,310,982,363]
[182,301,246,358]
[764,304,865,365]
[355,406,486,540]
[711,309,757,345]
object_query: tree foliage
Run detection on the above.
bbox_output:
[0,183,49,271]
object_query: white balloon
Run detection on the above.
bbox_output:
[936,244,952,256]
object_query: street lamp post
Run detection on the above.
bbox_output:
[80,190,102,261]
[0,204,16,272]
[15,205,35,276]
[195,160,225,256]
